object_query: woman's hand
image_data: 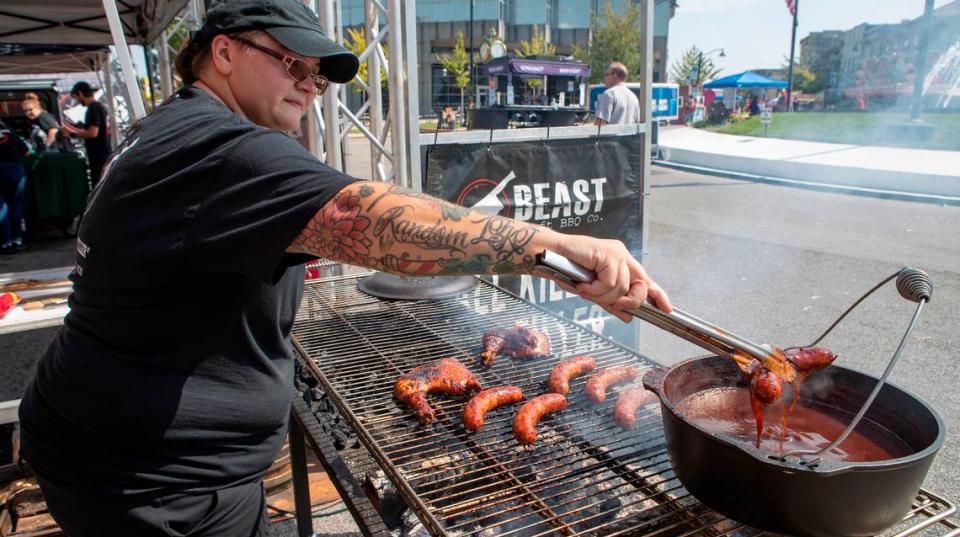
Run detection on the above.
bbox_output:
[550,235,672,322]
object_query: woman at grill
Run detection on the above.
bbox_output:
[17,1,671,535]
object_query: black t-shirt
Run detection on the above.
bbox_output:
[19,86,357,495]
[82,100,111,160]
[0,127,27,163]
[30,110,59,151]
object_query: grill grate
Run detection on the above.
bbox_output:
[292,273,959,537]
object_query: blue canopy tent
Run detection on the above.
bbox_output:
[704,71,788,115]
[704,71,788,89]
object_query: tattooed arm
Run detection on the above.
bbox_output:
[287,181,671,318]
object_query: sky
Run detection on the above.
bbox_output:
[667,0,954,77]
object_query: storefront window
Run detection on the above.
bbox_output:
[510,0,547,25]
[417,0,501,22]
[557,0,589,29]
[431,65,462,111]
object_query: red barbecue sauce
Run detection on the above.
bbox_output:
[675,387,912,462]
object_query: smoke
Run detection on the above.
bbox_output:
[799,371,836,402]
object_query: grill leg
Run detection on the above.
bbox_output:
[290,418,317,537]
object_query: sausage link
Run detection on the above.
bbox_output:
[613,388,655,429]
[513,393,568,445]
[548,356,597,395]
[786,347,837,372]
[750,368,783,405]
[463,386,524,432]
[585,366,639,403]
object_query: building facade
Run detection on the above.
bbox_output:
[799,30,843,95]
[800,0,960,108]
[340,0,677,114]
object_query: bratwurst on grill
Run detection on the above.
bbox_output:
[479,324,551,367]
[613,387,656,429]
[463,385,524,432]
[585,366,639,403]
[394,358,482,424]
[513,393,568,445]
[547,356,597,395]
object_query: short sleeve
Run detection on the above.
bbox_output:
[187,129,358,283]
[38,112,59,131]
[596,91,614,122]
[83,102,106,129]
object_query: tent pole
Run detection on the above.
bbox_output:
[102,58,119,147]
[101,0,146,120]
[318,0,343,171]
[157,31,174,99]
[144,45,157,108]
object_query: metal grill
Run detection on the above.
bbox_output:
[291,273,960,537]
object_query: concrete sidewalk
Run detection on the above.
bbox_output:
[657,127,960,199]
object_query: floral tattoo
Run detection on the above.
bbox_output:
[291,192,372,263]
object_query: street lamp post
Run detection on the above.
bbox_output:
[696,48,726,86]
[468,0,474,107]
[696,48,725,89]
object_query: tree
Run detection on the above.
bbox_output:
[782,55,820,94]
[572,1,643,85]
[669,46,722,86]
[344,27,388,94]
[515,25,556,58]
[438,32,471,114]
[514,25,556,91]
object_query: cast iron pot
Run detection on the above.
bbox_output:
[642,355,945,537]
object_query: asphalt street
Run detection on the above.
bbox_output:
[2,162,958,532]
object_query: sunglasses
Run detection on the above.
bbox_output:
[231,36,330,95]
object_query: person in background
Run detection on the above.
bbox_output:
[594,61,640,125]
[0,120,29,254]
[22,95,61,152]
[441,105,457,130]
[748,96,760,116]
[66,82,112,187]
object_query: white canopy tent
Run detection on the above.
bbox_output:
[0,44,108,76]
[0,0,192,119]
[0,1,189,45]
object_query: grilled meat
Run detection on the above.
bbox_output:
[787,347,837,376]
[463,386,524,432]
[479,330,507,367]
[747,346,837,444]
[513,393,568,445]
[613,387,655,429]
[750,368,782,406]
[479,325,550,367]
[749,368,783,447]
[394,358,482,425]
[548,356,597,395]
[585,366,639,403]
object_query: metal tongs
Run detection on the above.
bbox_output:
[535,250,796,382]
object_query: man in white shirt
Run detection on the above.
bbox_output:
[594,62,641,125]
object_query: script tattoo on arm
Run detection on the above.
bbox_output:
[288,181,552,276]
[372,205,470,254]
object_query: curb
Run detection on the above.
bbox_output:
[652,160,960,207]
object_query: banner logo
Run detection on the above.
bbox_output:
[457,171,516,216]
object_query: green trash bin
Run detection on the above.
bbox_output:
[23,151,90,234]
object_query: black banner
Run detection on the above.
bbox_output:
[424,134,645,347]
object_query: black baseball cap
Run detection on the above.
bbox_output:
[197,0,359,84]
[71,81,97,95]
